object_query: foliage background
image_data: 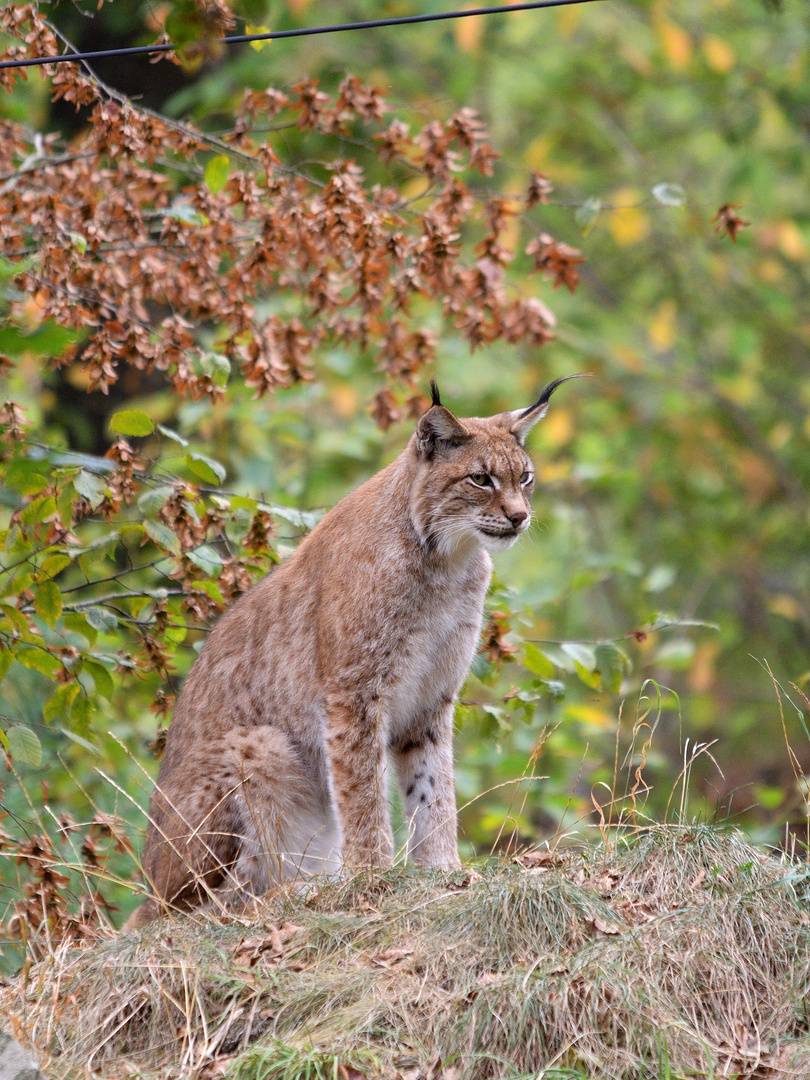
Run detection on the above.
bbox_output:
[1,0,809,950]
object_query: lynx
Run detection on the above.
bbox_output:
[125,375,585,928]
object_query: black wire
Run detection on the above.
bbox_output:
[0,0,607,71]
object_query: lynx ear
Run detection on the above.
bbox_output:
[417,381,471,457]
[509,373,591,445]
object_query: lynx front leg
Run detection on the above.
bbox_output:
[391,701,461,871]
[325,693,394,868]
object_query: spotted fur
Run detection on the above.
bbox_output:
[126,378,584,928]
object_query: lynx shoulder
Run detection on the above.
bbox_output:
[125,375,586,929]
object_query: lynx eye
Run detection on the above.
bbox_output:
[520,471,534,486]
[469,473,493,488]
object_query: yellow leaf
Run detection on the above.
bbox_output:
[768,595,801,622]
[525,135,581,183]
[719,372,757,405]
[608,190,650,247]
[787,53,806,88]
[526,135,554,171]
[702,35,735,73]
[656,19,693,70]
[246,24,272,51]
[537,461,571,484]
[756,95,792,150]
[756,258,784,283]
[498,187,523,258]
[613,346,644,373]
[557,5,582,37]
[688,641,720,694]
[777,221,807,262]
[649,300,677,351]
[542,408,574,447]
[564,704,615,730]
[767,421,791,450]
[331,385,358,418]
[455,6,483,54]
[400,177,430,206]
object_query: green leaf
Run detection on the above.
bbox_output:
[186,544,224,574]
[654,638,696,668]
[20,494,56,526]
[34,580,63,627]
[15,646,62,677]
[0,647,13,683]
[6,725,42,767]
[166,201,207,227]
[652,182,686,207]
[185,452,226,485]
[70,694,92,734]
[595,642,630,694]
[74,469,108,509]
[522,642,555,679]
[0,601,31,636]
[83,606,119,633]
[39,553,72,580]
[137,485,175,516]
[109,409,155,437]
[229,495,259,512]
[574,661,602,690]
[479,702,511,731]
[156,424,189,447]
[84,659,115,700]
[63,611,96,645]
[266,503,323,530]
[143,518,182,555]
[647,613,720,633]
[643,565,676,593]
[561,642,597,670]
[163,624,187,645]
[575,196,602,233]
[194,578,224,603]
[199,351,230,387]
[43,682,81,724]
[2,565,35,600]
[3,458,50,495]
[204,154,230,194]
[59,726,100,755]
[538,678,565,699]
[127,594,153,619]
[0,322,78,359]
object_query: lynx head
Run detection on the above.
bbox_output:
[410,375,588,556]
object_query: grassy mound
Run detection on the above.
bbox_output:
[3,825,810,1079]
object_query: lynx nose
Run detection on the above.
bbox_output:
[506,509,529,528]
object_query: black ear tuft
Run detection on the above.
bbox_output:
[516,373,592,421]
[430,379,442,408]
[509,372,592,445]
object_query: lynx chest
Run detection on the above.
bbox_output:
[385,553,491,733]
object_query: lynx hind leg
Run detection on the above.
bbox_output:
[225,728,342,901]
[132,726,341,927]
[136,744,243,921]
